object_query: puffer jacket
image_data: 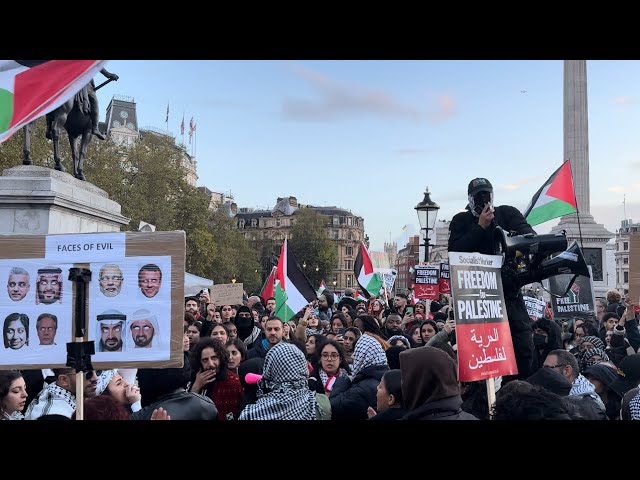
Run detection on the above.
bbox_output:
[330,365,389,420]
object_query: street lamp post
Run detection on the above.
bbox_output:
[414,187,440,264]
[332,279,337,295]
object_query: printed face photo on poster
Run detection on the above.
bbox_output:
[35,266,63,305]
[36,313,58,346]
[127,308,159,349]
[96,310,126,352]
[98,264,124,298]
[137,264,162,299]
[6,267,30,302]
[3,313,29,350]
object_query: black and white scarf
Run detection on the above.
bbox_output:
[239,342,316,420]
[352,334,388,377]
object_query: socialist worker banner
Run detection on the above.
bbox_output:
[449,252,518,382]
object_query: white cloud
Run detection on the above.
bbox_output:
[281,62,456,123]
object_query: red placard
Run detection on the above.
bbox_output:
[449,252,518,382]
[439,262,450,295]
[412,282,439,301]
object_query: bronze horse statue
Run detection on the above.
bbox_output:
[22,69,118,181]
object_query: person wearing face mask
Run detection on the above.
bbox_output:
[531,317,563,374]
[449,178,536,381]
[234,305,261,350]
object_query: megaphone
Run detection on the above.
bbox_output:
[494,227,590,297]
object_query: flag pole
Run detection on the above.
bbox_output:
[567,159,585,250]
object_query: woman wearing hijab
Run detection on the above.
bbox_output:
[400,346,478,420]
[584,363,621,420]
[330,334,389,420]
[239,342,317,420]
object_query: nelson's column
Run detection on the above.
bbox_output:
[550,60,614,298]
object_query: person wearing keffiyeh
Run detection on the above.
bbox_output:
[239,342,317,420]
[580,348,610,372]
[330,334,389,420]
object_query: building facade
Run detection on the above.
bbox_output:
[230,196,365,291]
[395,235,420,293]
[104,95,198,187]
[614,219,640,294]
[430,219,451,263]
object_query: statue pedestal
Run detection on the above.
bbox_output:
[551,213,614,299]
[0,165,129,234]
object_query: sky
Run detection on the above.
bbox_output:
[96,60,640,252]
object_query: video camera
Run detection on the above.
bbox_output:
[494,227,590,296]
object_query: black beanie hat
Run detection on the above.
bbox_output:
[321,290,334,308]
[526,366,572,397]
[430,301,442,313]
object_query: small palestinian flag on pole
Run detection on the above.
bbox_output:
[317,279,326,297]
[523,160,577,226]
[355,241,383,298]
[259,266,276,302]
[0,60,107,143]
[275,240,317,322]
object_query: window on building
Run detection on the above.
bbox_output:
[251,219,257,228]
[346,275,353,287]
[624,271,629,283]
[276,218,281,227]
[616,243,619,251]
[346,246,353,256]
[334,230,339,239]
[333,216,339,226]
[345,260,353,270]
[347,231,353,241]
[624,258,629,264]
[617,272,620,284]
[624,242,629,251]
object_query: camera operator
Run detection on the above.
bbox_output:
[449,177,536,380]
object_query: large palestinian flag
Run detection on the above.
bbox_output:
[355,241,383,298]
[0,60,106,143]
[523,160,577,226]
[274,240,317,321]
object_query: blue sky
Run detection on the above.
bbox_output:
[97,60,640,251]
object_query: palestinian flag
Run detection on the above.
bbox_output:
[0,60,107,143]
[274,240,317,321]
[316,279,326,297]
[523,160,577,226]
[355,241,383,298]
[259,266,276,302]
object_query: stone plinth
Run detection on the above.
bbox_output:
[0,165,129,234]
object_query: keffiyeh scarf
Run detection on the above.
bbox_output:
[352,334,388,377]
[239,342,316,420]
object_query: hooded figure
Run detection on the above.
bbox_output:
[330,334,389,420]
[234,305,261,349]
[239,342,316,420]
[128,308,161,349]
[400,346,478,420]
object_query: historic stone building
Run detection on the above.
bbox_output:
[103,95,198,187]
[230,196,365,291]
[395,235,420,293]
[614,219,640,295]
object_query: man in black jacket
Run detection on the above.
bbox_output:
[448,177,535,380]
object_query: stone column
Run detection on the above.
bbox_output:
[552,60,614,298]
[564,60,590,214]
